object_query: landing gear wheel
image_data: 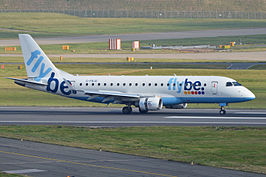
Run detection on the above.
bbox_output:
[219,110,226,115]
[219,106,226,115]
[139,108,148,114]
[122,106,132,114]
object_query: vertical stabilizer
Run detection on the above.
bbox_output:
[19,34,58,81]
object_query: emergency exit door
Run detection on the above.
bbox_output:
[211,81,218,95]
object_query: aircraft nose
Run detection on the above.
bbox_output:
[245,89,256,101]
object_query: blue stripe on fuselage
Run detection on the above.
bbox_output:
[163,96,255,105]
[68,95,254,105]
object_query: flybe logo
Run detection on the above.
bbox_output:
[46,72,72,95]
[27,50,52,81]
[168,78,205,95]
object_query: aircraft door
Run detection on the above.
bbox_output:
[211,81,218,95]
[70,80,77,94]
[70,80,76,89]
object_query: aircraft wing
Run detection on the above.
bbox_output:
[6,77,47,86]
[84,90,140,103]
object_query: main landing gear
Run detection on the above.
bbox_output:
[122,106,132,114]
[219,103,227,115]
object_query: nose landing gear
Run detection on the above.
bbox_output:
[219,103,227,115]
[219,107,226,115]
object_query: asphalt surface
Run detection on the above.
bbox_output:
[1,28,266,46]
[0,107,266,177]
[1,61,265,69]
[0,137,265,177]
[0,107,266,127]
[2,51,266,61]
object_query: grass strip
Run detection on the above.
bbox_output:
[1,13,266,39]
[0,56,261,63]
[0,125,265,174]
[2,34,266,55]
[0,172,27,177]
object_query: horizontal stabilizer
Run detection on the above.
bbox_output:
[6,77,47,86]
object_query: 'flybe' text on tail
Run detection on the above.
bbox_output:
[19,34,58,81]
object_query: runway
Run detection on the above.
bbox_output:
[1,137,265,177]
[0,107,266,177]
[0,107,266,127]
[1,28,266,46]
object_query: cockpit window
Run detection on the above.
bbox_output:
[226,82,233,87]
[233,82,242,86]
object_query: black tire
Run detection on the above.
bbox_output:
[139,107,148,114]
[122,106,132,114]
[219,110,226,115]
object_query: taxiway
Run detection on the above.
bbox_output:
[1,28,266,46]
[0,137,265,177]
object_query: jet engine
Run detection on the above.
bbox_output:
[165,103,187,109]
[139,97,163,112]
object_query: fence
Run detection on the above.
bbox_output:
[0,9,266,19]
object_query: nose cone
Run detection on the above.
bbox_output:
[244,88,256,101]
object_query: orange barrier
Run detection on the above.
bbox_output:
[62,45,70,50]
[5,47,16,51]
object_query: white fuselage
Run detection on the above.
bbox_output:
[13,34,256,114]
[26,74,255,106]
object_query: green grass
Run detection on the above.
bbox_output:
[0,126,265,174]
[0,173,26,177]
[0,56,262,63]
[3,34,266,55]
[0,64,265,108]
[142,34,266,47]
[250,64,266,70]
[1,0,265,12]
[1,13,266,39]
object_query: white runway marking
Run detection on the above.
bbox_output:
[3,169,46,174]
[234,112,266,115]
[0,121,266,125]
[164,116,266,119]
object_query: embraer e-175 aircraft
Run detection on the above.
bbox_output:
[8,34,255,114]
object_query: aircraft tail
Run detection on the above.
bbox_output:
[19,34,59,81]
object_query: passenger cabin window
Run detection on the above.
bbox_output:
[80,83,82,86]
[86,83,88,86]
[233,82,242,86]
[149,83,152,86]
[142,83,145,86]
[123,83,126,86]
[135,83,138,86]
[129,83,132,86]
[98,83,100,86]
[104,83,106,86]
[92,83,94,86]
[117,83,120,86]
[110,83,113,86]
[226,82,233,87]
